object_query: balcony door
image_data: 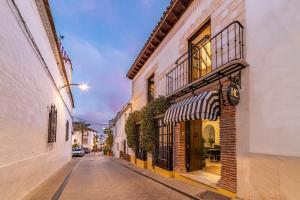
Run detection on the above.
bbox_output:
[189,21,212,82]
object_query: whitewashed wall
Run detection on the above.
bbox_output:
[0,0,73,199]
[112,104,132,158]
[236,0,300,199]
[72,130,95,150]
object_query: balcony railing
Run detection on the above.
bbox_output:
[166,21,244,96]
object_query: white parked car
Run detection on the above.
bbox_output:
[72,148,85,157]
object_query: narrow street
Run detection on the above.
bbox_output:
[59,154,190,200]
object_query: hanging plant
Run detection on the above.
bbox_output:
[125,110,142,150]
[140,96,171,153]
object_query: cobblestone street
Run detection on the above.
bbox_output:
[59,154,191,200]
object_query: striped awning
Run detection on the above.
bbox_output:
[164,91,220,124]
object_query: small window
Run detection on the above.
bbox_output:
[74,139,77,143]
[65,120,69,141]
[48,105,57,143]
[147,75,155,102]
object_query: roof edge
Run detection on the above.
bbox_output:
[126,0,193,80]
[41,0,75,108]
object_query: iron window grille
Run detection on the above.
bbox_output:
[48,105,57,143]
[136,124,147,161]
[65,120,69,141]
[147,75,155,103]
[154,117,173,171]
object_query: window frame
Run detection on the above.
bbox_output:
[65,120,69,141]
[48,105,57,143]
[135,124,147,161]
[154,117,173,171]
[147,74,155,103]
[188,20,212,82]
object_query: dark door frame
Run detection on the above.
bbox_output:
[185,121,191,172]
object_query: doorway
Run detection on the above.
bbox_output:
[185,119,202,172]
[185,118,221,184]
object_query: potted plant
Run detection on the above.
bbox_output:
[103,146,108,155]
[208,136,215,147]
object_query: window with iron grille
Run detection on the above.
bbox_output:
[65,120,69,141]
[154,117,173,170]
[147,74,155,103]
[48,105,57,143]
[136,124,147,161]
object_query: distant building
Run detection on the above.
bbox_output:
[110,103,132,159]
[0,0,74,199]
[72,127,98,150]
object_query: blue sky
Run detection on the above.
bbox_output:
[50,0,170,132]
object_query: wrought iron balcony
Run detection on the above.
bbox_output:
[166,21,247,99]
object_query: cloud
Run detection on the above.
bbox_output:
[52,0,119,25]
[62,34,131,131]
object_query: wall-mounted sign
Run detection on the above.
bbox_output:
[227,83,240,106]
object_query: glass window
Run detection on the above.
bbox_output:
[147,75,155,102]
[65,120,69,141]
[189,21,212,81]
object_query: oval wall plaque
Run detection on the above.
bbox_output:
[227,84,240,106]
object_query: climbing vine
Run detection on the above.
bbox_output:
[125,110,142,150]
[140,96,171,153]
[125,96,171,154]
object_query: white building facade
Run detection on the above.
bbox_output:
[72,128,98,150]
[125,0,300,199]
[0,0,74,199]
[111,103,132,158]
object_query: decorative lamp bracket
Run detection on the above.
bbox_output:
[228,71,242,89]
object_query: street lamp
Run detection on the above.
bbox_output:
[59,83,89,91]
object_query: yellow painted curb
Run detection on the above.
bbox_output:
[173,172,236,199]
[136,158,147,169]
[154,166,174,178]
[130,155,136,164]
[146,159,154,171]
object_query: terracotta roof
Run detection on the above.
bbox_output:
[126,0,193,79]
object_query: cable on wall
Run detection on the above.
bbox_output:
[7,0,73,118]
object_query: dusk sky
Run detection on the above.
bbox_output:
[50,0,170,132]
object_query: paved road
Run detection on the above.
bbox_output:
[59,154,190,200]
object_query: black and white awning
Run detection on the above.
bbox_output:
[164,91,220,124]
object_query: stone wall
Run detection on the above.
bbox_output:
[131,0,245,111]
[173,122,187,173]
[130,0,245,193]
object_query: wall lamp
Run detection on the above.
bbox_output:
[59,83,89,91]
